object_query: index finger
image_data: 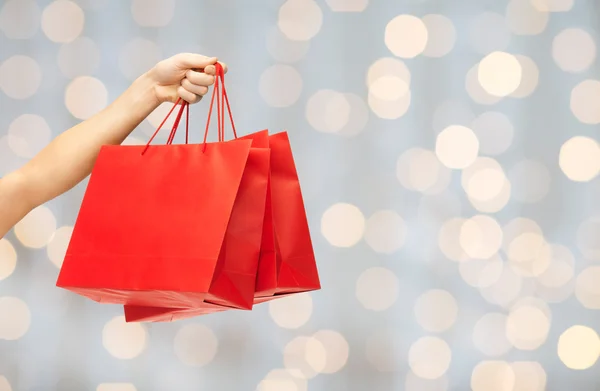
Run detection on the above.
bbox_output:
[204,61,228,76]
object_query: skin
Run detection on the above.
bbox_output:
[0,53,227,238]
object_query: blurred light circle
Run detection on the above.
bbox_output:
[557,325,600,370]
[465,64,503,105]
[507,232,550,277]
[46,226,73,268]
[506,0,548,35]
[559,136,600,182]
[312,330,350,374]
[436,125,479,169]
[119,38,162,81]
[570,80,600,125]
[459,254,504,289]
[432,100,474,133]
[471,361,515,391]
[259,64,303,108]
[269,293,313,329]
[338,93,369,137]
[0,0,40,39]
[325,0,368,12]
[103,316,147,359]
[174,323,218,367]
[257,369,307,391]
[266,26,310,63]
[469,12,510,55]
[7,114,51,159]
[506,305,550,350]
[577,217,600,261]
[510,55,540,98]
[536,244,574,288]
[0,297,30,340]
[321,203,365,248]
[0,376,11,391]
[470,111,514,156]
[438,218,468,262]
[478,52,522,97]
[364,210,406,254]
[131,0,175,27]
[97,384,137,391]
[509,160,551,203]
[368,89,411,119]
[14,206,56,249]
[283,336,326,378]
[0,55,42,100]
[552,28,596,73]
[356,267,399,311]
[408,337,452,379]
[58,37,100,78]
[0,239,17,281]
[575,266,600,309]
[510,361,547,391]
[459,215,503,260]
[421,14,456,58]
[473,313,512,357]
[385,15,428,58]
[406,371,449,391]
[414,289,458,333]
[65,76,108,120]
[480,267,523,308]
[397,148,451,194]
[41,0,85,43]
[278,0,323,41]
[531,0,573,11]
[367,57,411,87]
[502,217,543,253]
[462,157,511,213]
[306,90,351,133]
[370,76,409,101]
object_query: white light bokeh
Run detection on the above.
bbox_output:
[97,384,137,391]
[0,239,17,281]
[459,254,504,289]
[473,313,512,357]
[466,64,503,105]
[0,376,11,391]
[338,93,369,137]
[266,26,310,63]
[367,58,411,88]
[408,337,452,380]
[368,88,411,119]
[459,215,503,260]
[511,361,547,391]
[531,0,573,12]
[470,111,514,156]
[102,316,147,360]
[557,325,600,370]
[570,80,600,125]
[278,0,323,41]
[478,52,523,97]
[325,0,368,12]
[510,55,540,98]
[312,330,350,374]
[509,160,551,203]
[480,267,523,308]
[0,297,31,340]
[7,114,51,159]
[461,157,511,213]
[385,14,428,58]
[435,125,479,169]
[576,266,600,309]
[47,226,74,269]
[507,232,550,277]
[471,361,515,391]
[58,37,101,78]
[421,14,456,58]
[174,324,218,367]
[119,38,162,81]
[321,203,365,248]
[283,336,326,378]
[370,76,409,101]
[257,369,307,391]
[406,371,449,391]
[438,218,469,262]
[536,244,575,288]
[0,55,42,100]
[41,0,85,43]
[414,289,458,333]
[0,0,40,39]
[14,206,57,249]
[65,76,108,120]
[559,136,600,182]
[469,12,510,55]
[506,0,548,35]
[552,28,596,73]
[356,267,399,311]
[259,64,303,108]
[364,210,407,254]
[397,148,451,194]
[131,0,175,27]
[506,304,550,350]
[269,293,313,329]
[306,90,351,133]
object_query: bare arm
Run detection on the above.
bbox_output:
[0,53,225,238]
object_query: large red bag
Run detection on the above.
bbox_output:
[57,65,269,310]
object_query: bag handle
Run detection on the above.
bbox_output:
[202,62,237,151]
[141,97,190,155]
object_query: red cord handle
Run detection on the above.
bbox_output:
[141,97,189,155]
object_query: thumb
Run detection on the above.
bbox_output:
[173,53,218,69]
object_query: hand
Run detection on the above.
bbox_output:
[147,53,228,105]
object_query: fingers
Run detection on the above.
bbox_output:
[178,85,202,104]
[173,53,218,69]
[185,70,214,86]
[204,62,228,76]
[181,78,209,97]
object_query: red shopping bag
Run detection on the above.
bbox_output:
[57,64,269,310]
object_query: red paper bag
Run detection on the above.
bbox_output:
[57,66,269,309]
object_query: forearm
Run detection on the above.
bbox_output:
[19,72,159,206]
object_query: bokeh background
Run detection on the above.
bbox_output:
[1,0,600,390]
